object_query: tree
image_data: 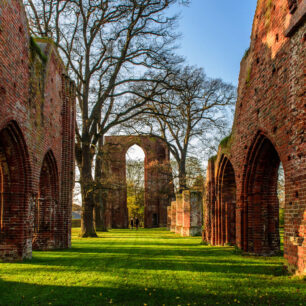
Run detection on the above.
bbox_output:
[125,65,236,191]
[25,0,188,236]
[126,159,145,225]
[171,156,204,193]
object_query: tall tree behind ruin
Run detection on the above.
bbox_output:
[25,0,188,236]
[124,65,236,190]
[126,159,145,224]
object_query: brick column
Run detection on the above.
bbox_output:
[175,194,183,235]
[167,206,171,230]
[170,201,176,232]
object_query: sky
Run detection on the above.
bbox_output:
[126,1,258,162]
[169,0,258,86]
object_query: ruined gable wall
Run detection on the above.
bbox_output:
[0,0,75,259]
[203,0,305,274]
[102,135,173,228]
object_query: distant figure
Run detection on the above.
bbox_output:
[130,218,134,229]
[135,217,139,230]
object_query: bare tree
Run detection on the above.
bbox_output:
[125,65,236,191]
[171,156,204,193]
[25,0,188,236]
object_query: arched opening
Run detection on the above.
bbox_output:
[33,151,59,250]
[126,144,145,228]
[0,122,30,259]
[221,158,236,245]
[243,134,282,255]
[277,163,285,249]
[0,162,3,231]
[216,156,236,245]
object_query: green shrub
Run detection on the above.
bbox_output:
[279,208,284,227]
[72,219,81,228]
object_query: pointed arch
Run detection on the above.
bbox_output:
[125,145,146,227]
[215,155,237,245]
[242,132,282,255]
[33,150,59,250]
[0,120,31,260]
[103,136,173,229]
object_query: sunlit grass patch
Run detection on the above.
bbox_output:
[0,228,305,305]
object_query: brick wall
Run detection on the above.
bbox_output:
[102,136,173,228]
[0,0,75,260]
[203,0,305,274]
[168,190,202,237]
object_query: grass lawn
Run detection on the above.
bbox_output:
[0,228,305,305]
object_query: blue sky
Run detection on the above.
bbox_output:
[170,0,258,86]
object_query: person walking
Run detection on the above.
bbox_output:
[130,218,134,230]
[135,217,139,230]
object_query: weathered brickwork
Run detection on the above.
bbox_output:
[0,0,75,260]
[170,200,177,232]
[203,0,305,274]
[169,190,202,237]
[102,136,173,228]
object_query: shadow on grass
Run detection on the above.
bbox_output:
[1,229,305,305]
[0,277,304,306]
[16,244,285,277]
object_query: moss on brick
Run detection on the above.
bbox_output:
[30,36,47,63]
[208,155,217,163]
[243,47,250,60]
[245,66,252,86]
[220,134,232,149]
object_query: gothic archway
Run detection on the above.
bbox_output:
[0,121,31,260]
[33,150,59,250]
[243,133,281,255]
[102,136,173,229]
[215,156,236,245]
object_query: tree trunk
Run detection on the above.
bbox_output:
[93,190,108,232]
[178,158,187,192]
[93,136,108,232]
[80,143,97,237]
[81,188,97,237]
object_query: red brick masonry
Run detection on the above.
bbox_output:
[0,0,75,260]
[102,136,173,228]
[169,190,202,237]
[203,0,305,274]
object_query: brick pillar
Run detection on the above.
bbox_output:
[60,76,76,248]
[182,190,202,237]
[175,194,183,235]
[203,159,215,243]
[225,202,229,244]
[167,206,171,230]
[182,191,191,236]
[220,200,225,245]
[170,201,176,232]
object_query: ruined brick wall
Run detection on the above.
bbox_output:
[168,190,202,237]
[102,136,173,228]
[170,200,177,232]
[0,0,75,260]
[167,206,171,229]
[203,0,305,274]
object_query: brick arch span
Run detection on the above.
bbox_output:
[203,0,305,274]
[241,132,281,255]
[0,121,32,260]
[102,136,173,229]
[33,150,59,250]
[216,155,237,246]
[205,155,237,246]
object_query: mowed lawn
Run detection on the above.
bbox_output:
[0,229,305,305]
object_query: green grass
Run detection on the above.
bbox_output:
[0,228,305,305]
